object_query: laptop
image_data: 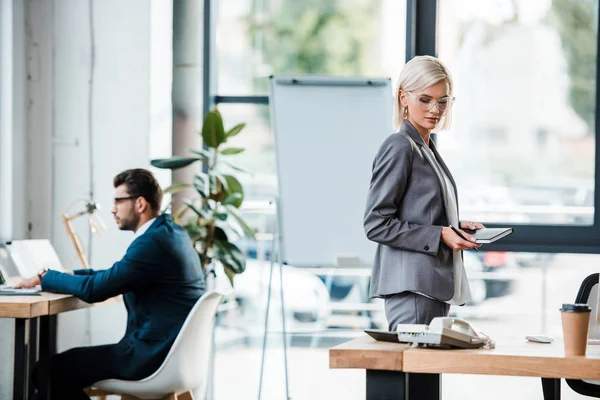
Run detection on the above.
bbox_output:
[0,240,64,294]
[4,239,64,278]
[0,243,21,279]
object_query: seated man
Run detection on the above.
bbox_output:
[16,168,206,400]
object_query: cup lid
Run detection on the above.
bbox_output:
[560,303,591,312]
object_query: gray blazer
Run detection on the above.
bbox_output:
[364,120,458,301]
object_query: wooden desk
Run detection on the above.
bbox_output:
[330,336,600,400]
[0,293,107,400]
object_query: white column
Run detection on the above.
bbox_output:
[0,0,13,241]
[0,3,16,399]
[171,0,203,211]
[0,0,27,241]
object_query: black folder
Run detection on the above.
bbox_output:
[469,228,514,244]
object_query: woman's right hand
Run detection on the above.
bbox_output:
[440,226,482,252]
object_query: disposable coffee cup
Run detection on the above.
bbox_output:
[560,303,591,356]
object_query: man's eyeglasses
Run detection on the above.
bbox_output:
[406,91,455,113]
[113,195,139,206]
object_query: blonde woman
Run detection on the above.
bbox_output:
[364,55,484,330]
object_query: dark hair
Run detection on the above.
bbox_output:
[113,169,163,215]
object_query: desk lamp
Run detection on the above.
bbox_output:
[61,199,106,269]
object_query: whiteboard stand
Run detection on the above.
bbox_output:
[269,75,391,271]
[263,75,392,399]
[258,199,291,400]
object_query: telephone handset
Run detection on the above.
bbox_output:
[431,317,487,343]
[396,317,494,349]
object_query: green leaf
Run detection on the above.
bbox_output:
[184,224,207,241]
[188,148,212,160]
[225,205,256,239]
[201,109,226,148]
[223,175,244,207]
[212,172,229,199]
[220,147,245,155]
[213,212,228,221]
[217,221,243,239]
[194,175,208,198]
[184,200,209,220]
[195,173,209,186]
[151,156,201,170]
[221,193,243,206]
[220,160,252,175]
[226,123,246,138]
[223,264,236,286]
[164,181,190,194]
[213,240,245,274]
[214,226,229,241]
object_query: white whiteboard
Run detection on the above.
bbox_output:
[270,76,393,266]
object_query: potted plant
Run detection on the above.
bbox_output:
[151,108,255,284]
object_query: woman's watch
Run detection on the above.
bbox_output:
[37,267,50,279]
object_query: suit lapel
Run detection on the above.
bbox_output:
[400,120,459,214]
[429,140,457,192]
[399,119,427,147]
[400,120,453,191]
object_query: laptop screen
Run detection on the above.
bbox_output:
[0,243,20,279]
[3,240,64,278]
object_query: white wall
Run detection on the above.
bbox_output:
[0,0,173,395]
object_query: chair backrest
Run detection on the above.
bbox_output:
[566,273,600,397]
[140,289,227,394]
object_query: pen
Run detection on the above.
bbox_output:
[449,225,479,252]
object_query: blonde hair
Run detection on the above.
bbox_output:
[393,55,454,131]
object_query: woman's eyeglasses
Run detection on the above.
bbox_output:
[406,91,455,113]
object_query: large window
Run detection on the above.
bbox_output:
[206,1,600,399]
[216,0,406,95]
[215,0,407,212]
[438,0,597,227]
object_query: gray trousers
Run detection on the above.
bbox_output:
[384,291,450,331]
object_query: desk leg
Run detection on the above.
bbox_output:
[28,318,38,399]
[38,315,57,358]
[366,370,440,400]
[542,378,561,400]
[13,318,30,400]
[38,315,57,400]
[407,373,441,400]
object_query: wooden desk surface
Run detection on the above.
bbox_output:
[329,336,411,371]
[330,336,600,380]
[0,294,49,318]
[0,292,119,319]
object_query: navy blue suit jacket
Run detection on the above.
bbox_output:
[41,214,206,379]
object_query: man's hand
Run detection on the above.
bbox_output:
[13,275,41,289]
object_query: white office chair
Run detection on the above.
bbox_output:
[86,289,227,400]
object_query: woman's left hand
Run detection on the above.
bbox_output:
[460,221,485,231]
